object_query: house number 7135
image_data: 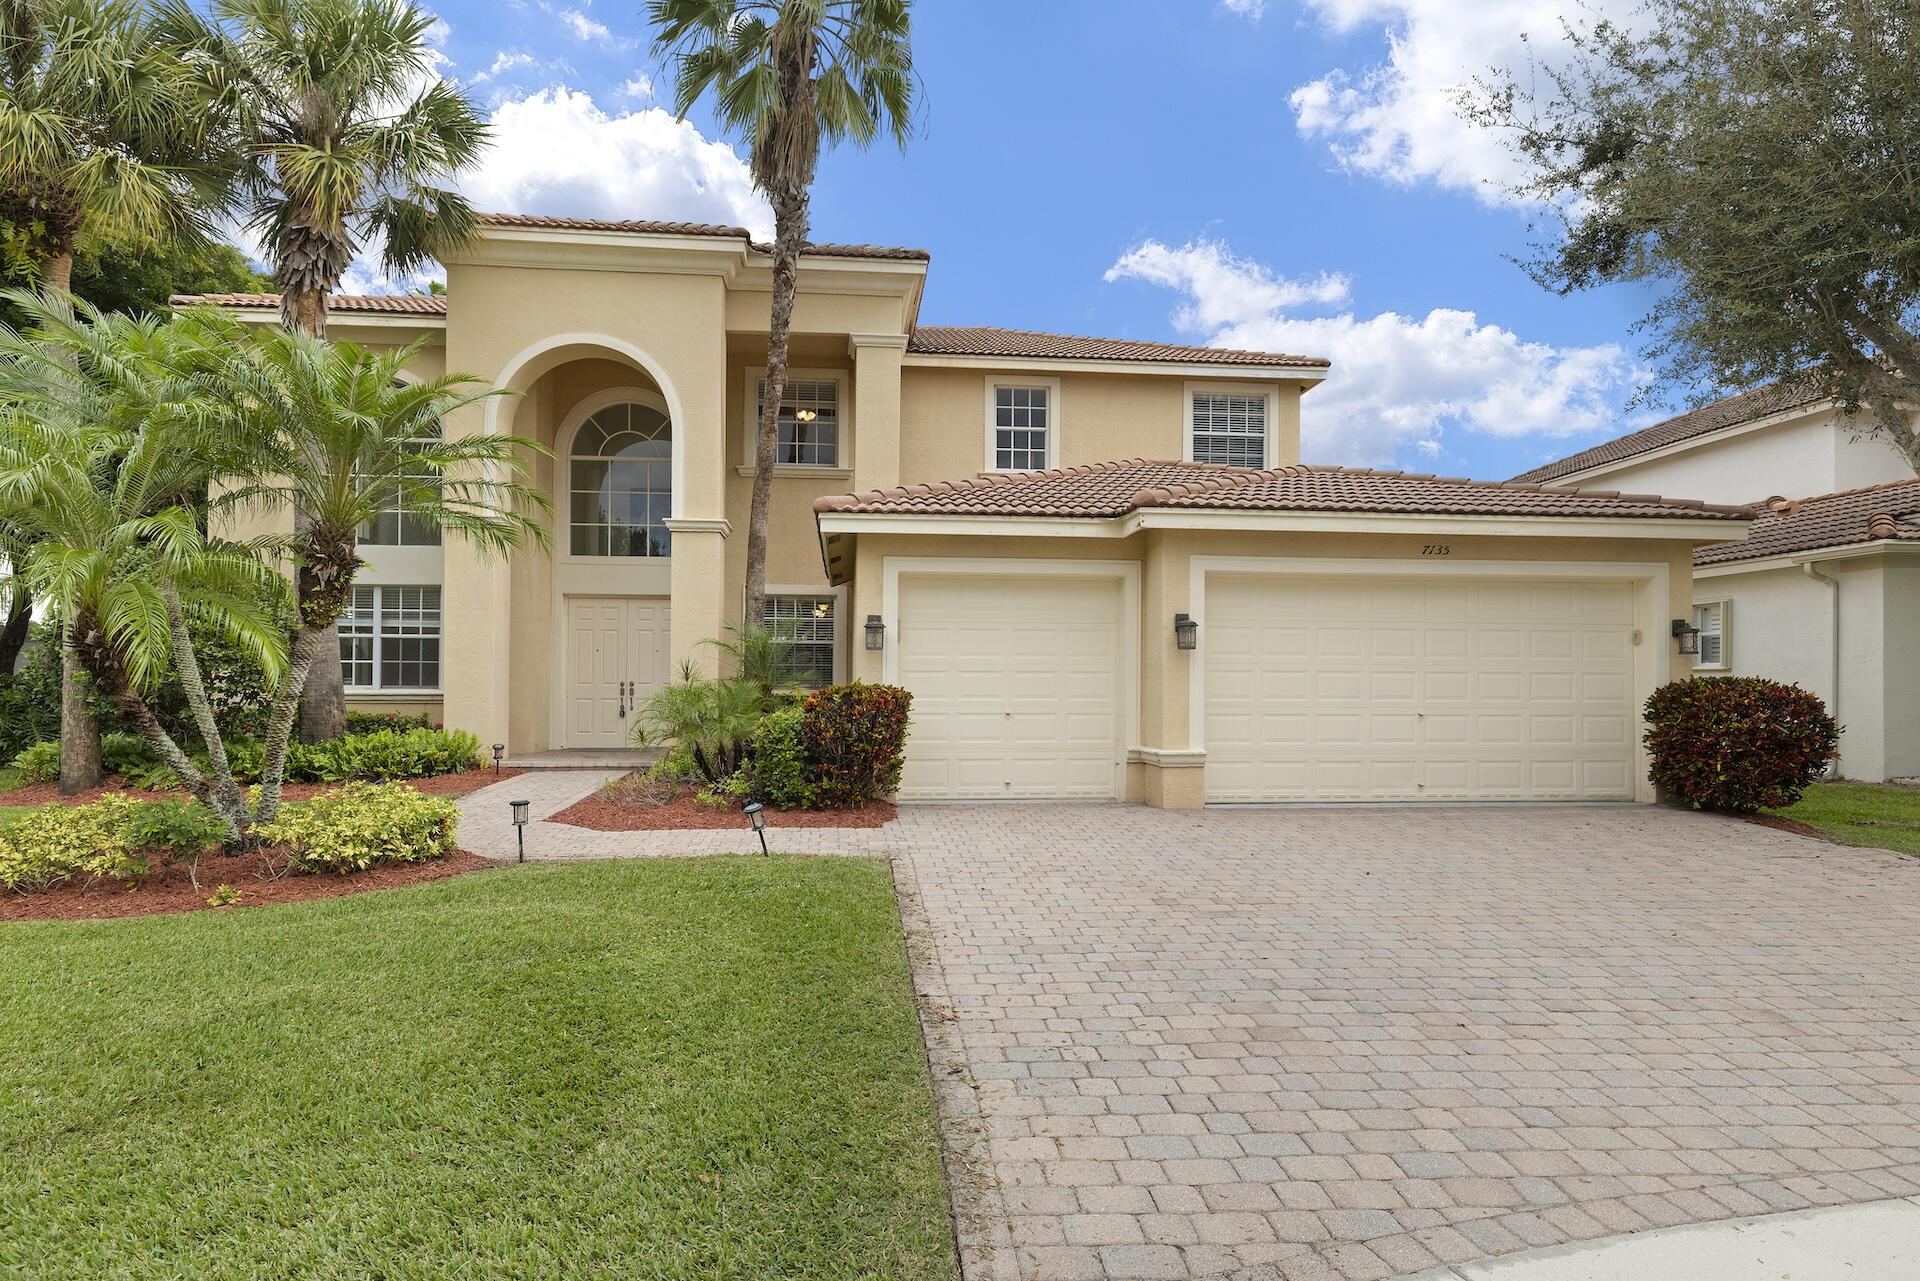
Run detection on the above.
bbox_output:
[1422,544,1451,556]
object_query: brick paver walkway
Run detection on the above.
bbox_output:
[455,784,1920,1281]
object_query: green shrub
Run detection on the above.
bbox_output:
[0,795,148,891]
[122,799,228,857]
[633,675,774,785]
[1645,676,1840,812]
[10,739,59,785]
[344,710,437,735]
[254,782,460,875]
[286,728,482,783]
[102,732,161,780]
[801,683,911,808]
[743,705,818,808]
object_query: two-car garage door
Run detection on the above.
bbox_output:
[888,566,1641,804]
[1203,574,1638,802]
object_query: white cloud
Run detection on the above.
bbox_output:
[619,73,655,102]
[473,49,538,83]
[1107,237,1629,466]
[1289,0,1635,204]
[539,1,636,48]
[457,87,771,238]
[1220,0,1265,17]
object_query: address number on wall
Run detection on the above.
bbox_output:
[1422,544,1452,556]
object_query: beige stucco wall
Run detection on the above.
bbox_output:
[898,368,1304,483]
[845,526,1705,805]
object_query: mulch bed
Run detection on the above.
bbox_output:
[0,768,519,809]
[1746,813,1833,842]
[1,848,496,923]
[552,778,895,831]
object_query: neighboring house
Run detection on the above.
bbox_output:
[182,213,1748,807]
[1515,386,1920,781]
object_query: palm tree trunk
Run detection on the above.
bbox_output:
[257,624,327,826]
[58,642,101,794]
[281,283,348,743]
[0,590,29,676]
[746,190,812,630]
[42,247,102,792]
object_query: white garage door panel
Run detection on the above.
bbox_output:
[1205,575,1636,803]
[898,576,1122,800]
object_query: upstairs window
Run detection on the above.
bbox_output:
[991,383,1052,471]
[1192,392,1268,468]
[1693,601,1727,668]
[756,377,840,467]
[763,595,837,687]
[358,425,442,547]
[570,402,673,558]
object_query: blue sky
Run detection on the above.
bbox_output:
[397,0,1670,481]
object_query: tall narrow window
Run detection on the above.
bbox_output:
[992,385,1050,471]
[756,377,840,467]
[571,402,673,557]
[1693,601,1726,668]
[1191,392,1267,468]
[339,585,442,690]
[763,595,836,687]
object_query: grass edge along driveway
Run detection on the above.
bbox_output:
[1771,781,1920,855]
[0,855,958,1281]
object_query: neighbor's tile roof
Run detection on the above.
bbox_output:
[1694,477,1920,565]
[478,212,932,260]
[1510,378,1831,484]
[816,458,1750,523]
[171,292,448,314]
[906,326,1329,370]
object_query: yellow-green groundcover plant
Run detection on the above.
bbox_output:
[0,795,146,890]
[255,782,458,874]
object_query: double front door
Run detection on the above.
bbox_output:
[566,597,671,748]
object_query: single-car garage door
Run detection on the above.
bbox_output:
[1204,574,1636,802]
[896,574,1123,800]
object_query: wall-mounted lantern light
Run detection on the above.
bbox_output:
[492,743,506,775]
[742,800,769,856]
[509,799,531,863]
[1671,617,1701,656]
[1174,613,1199,652]
[864,614,886,651]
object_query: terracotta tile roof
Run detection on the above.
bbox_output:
[815,458,1751,524]
[170,292,448,314]
[907,325,1330,369]
[1510,378,1830,484]
[478,212,931,260]
[1694,477,1920,565]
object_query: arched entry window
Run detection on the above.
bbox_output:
[570,401,672,557]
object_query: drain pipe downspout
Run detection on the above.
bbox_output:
[1802,558,1842,777]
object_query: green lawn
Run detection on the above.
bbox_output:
[1769,782,1920,855]
[0,857,957,1280]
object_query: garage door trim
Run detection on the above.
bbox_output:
[883,556,1141,798]
[1188,556,1672,804]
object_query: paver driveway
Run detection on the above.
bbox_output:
[888,804,1920,1281]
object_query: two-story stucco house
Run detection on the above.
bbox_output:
[185,213,1751,807]
[1515,383,1920,781]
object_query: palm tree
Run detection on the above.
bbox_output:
[161,0,490,740]
[0,295,285,828]
[2,0,228,789]
[160,0,488,338]
[650,0,914,629]
[202,321,549,818]
[0,293,548,836]
[0,0,222,292]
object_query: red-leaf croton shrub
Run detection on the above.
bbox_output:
[800,683,912,808]
[1643,676,1839,813]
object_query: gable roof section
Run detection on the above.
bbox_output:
[1695,477,1920,565]
[906,326,1329,370]
[1509,378,1830,485]
[815,458,1750,523]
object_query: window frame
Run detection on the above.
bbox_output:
[982,376,1062,473]
[739,367,852,475]
[563,387,675,562]
[1183,381,1279,469]
[758,584,847,687]
[340,584,444,693]
[356,421,444,549]
[1692,598,1729,670]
